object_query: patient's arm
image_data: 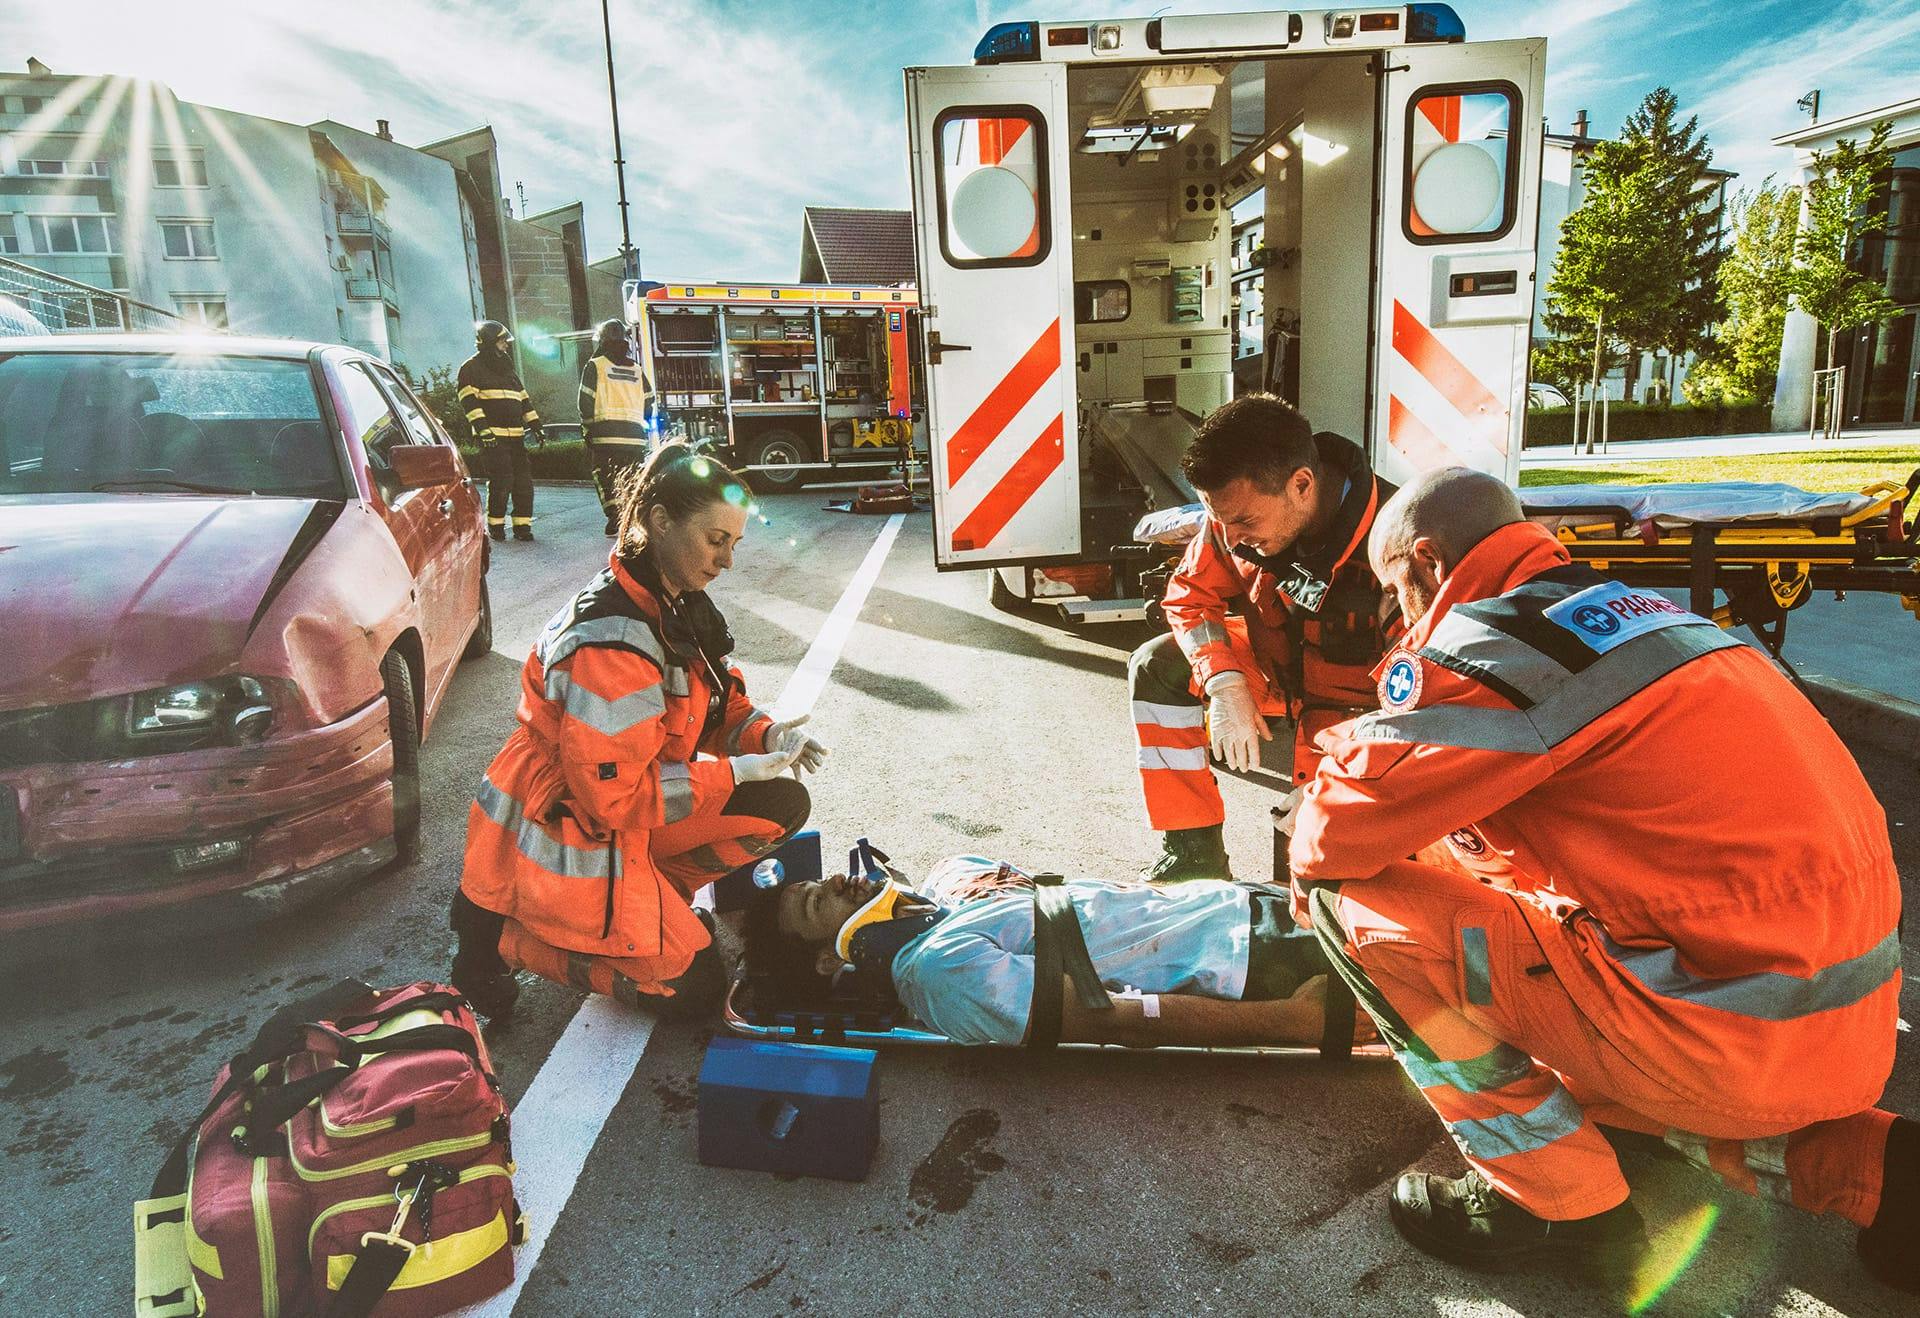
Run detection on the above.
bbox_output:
[1059,975,1336,1048]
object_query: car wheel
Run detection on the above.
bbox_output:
[987,567,1034,616]
[462,578,493,661]
[381,651,422,865]
[746,430,807,493]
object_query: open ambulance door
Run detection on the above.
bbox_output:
[1372,39,1545,489]
[906,65,1080,569]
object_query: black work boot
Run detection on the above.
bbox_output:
[513,524,534,542]
[489,525,506,542]
[604,516,618,537]
[1858,1117,1920,1294]
[449,892,520,1024]
[1141,824,1235,884]
[1389,1170,1646,1280]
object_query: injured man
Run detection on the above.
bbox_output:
[743,854,1366,1050]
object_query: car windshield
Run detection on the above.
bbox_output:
[0,350,347,498]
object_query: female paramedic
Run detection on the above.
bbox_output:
[450,440,827,1020]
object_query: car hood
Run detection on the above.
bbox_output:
[0,494,329,710]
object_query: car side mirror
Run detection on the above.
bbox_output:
[388,444,460,491]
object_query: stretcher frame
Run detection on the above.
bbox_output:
[1523,472,1920,665]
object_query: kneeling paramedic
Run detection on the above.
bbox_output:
[451,442,829,1020]
[745,853,1363,1051]
[1286,466,1915,1292]
[1130,394,1395,883]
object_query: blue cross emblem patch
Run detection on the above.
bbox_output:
[1381,655,1421,708]
[1570,604,1620,636]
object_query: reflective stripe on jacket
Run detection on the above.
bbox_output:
[1161,432,1396,778]
[1291,520,1901,1122]
[457,351,541,443]
[579,354,650,446]
[460,553,775,974]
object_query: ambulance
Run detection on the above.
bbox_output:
[905,5,1544,613]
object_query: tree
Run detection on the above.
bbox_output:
[1685,180,1799,404]
[1786,120,1899,411]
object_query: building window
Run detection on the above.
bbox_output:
[173,296,229,330]
[21,97,43,114]
[160,219,218,259]
[153,155,209,188]
[0,217,18,254]
[28,214,116,254]
[18,158,109,178]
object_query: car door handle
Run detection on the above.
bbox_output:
[438,498,455,514]
[927,331,971,363]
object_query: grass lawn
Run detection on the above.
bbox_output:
[1520,446,1920,492]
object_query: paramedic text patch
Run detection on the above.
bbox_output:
[1543,581,1702,655]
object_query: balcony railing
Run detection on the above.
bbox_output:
[336,207,393,245]
[345,274,398,306]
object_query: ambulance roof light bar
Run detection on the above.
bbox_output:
[975,20,1040,63]
[973,7,1463,64]
[1407,4,1466,42]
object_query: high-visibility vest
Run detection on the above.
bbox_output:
[580,354,649,448]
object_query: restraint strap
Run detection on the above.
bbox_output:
[1026,875,1113,1051]
[1318,972,1357,1061]
[323,1236,412,1318]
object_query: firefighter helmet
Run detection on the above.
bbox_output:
[476,319,514,350]
[592,318,630,358]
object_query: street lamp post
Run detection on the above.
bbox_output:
[601,0,639,284]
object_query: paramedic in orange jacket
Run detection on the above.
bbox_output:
[449,442,828,1021]
[1289,466,1914,1292]
[1130,394,1395,883]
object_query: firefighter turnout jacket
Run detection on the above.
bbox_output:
[1291,519,1902,1128]
[457,351,541,445]
[460,552,778,988]
[1162,432,1397,781]
[579,351,650,450]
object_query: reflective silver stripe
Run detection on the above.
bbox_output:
[612,974,643,1008]
[1461,927,1493,1006]
[473,777,616,880]
[549,670,665,737]
[1423,610,1573,707]
[1400,1041,1534,1095]
[1138,744,1209,772]
[680,843,731,874]
[566,951,597,991]
[727,708,773,755]
[537,615,667,682]
[1448,1085,1586,1161]
[659,761,695,823]
[1351,623,1743,755]
[1597,925,1899,1022]
[1744,1136,1794,1204]
[663,665,691,697]
[1174,619,1229,657]
[1132,700,1205,729]
[1663,1129,1713,1172]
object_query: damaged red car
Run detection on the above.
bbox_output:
[0,336,491,933]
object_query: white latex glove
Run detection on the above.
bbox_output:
[765,713,829,776]
[730,743,803,783]
[1203,670,1271,773]
[1271,786,1307,838]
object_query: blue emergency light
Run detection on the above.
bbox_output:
[1407,3,1466,43]
[974,20,1039,63]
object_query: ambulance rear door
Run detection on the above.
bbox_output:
[906,64,1079,568]
[1372,38,1545,488]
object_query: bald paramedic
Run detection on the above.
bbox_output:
[1288,466,1914,1293]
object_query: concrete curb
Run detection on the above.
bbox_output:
[1803,673,1920,765]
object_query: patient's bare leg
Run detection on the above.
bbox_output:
[1057,975,1368,1048]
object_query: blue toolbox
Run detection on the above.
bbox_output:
[711,829,821,913]
[696,1037,878,1181]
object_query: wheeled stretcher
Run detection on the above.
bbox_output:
[720,831,1391,1060]
[1521,475,1920,662]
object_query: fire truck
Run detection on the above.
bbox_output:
[627,281,924,491]
[905,5,1544,615]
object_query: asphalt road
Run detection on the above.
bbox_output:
[3,484,1917,1317]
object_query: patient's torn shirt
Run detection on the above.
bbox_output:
[889,855,1253,1045]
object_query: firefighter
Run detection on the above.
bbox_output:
[1129,394,1395,883]
[458,319,543,541]
[579,318,652,537]
[1288,466,1915,1293]
[450,440,830,1020]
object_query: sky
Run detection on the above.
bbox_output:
[3,0,1914,282]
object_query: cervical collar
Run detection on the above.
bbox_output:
[835,878,912,963]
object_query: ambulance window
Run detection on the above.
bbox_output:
[1404,85,1518,244]
[1074,280,1130,324]
[934,108,1049,268]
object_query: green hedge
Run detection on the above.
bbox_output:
[458,439,594,481]
[1521,402,1774,448]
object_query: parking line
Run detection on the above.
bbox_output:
[458,513,906,1317]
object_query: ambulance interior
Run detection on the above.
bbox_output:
[1061,52,1377,553]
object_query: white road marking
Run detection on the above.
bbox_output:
[457,513,905,1317]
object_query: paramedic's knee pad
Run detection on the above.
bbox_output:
[729,775,811,836]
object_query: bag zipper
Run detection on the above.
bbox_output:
[304,1163,511,1257]
[288,1128,495,1183]
[251,1156,279,1318]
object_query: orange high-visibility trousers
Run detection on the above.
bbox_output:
[1129,628,1293,830]
[1309,860,1896,1225]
